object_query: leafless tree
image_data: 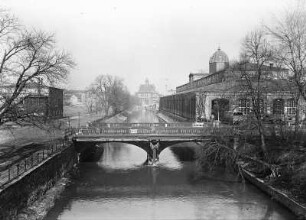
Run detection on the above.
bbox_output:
[267,2,306,129]
[0,11,75,125]
[236,29,275,156]
[84,89,97,113]
[89,74,130,116]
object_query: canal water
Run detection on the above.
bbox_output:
[45,110,296,220]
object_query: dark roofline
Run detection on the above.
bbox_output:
[189,73,208,76]
[231,62,288,72]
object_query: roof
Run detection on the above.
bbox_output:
[209,47,229,63]
[137,79,157,94]
[190,79,295,94]
[189,73,207,77]
[138,84,156,93]
[0,82,47,89]
[231,62,288,72]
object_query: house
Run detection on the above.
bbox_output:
[0,82,64,120]
[136,79,160,110]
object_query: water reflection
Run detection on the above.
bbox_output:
[98,143,147,170]
[44,110,296,220]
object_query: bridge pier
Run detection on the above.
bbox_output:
[147,140,159,165]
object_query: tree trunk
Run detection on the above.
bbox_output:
[260,133,267,156]
[258,120,268,158]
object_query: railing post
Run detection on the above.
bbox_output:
[24,159,27,171]
[8,168,10,181]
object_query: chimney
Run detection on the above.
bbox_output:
[189,73,194,83]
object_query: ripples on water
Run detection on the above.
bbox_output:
[44,110,296,220]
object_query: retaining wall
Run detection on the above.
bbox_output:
[0,145,77,220]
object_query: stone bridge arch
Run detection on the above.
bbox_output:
[73,139,203,164]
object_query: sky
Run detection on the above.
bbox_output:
[0,0,295,94]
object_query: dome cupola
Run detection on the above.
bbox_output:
[209,47,229,74]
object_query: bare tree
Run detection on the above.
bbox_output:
[84,89,96,113]
[236,29,275,156]
[267,2,306,130]
[89,74,130,116]
[0,11,75,125]
[108,77,130,114]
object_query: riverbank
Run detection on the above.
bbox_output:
[3,110,129,220]
[0,105,105,157]
[158,110,306,219]
[17,174,71,220]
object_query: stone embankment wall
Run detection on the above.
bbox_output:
[0,145,77,220]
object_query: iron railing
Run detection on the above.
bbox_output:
[89,122,211,128]
[72,125,236,136]
[0,139,68,188]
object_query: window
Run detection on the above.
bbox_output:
[286,98,296,115]
[239,99,251,115]
[253,99,264,114]
[273,99,284,115]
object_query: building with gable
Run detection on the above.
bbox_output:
[136,79,160,110]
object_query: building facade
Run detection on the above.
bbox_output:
[136,79,160,110]
[160,48,304,123]
[64,90,86,106]
[0,82,64,120]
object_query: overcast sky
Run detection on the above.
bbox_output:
[1,0,295,94]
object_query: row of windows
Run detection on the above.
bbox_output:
[238,98,296,115]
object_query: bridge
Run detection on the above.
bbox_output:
[70,122,238,164]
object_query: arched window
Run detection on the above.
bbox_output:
[273,99,284,115]
[286,98,296,115]
[239,99,251,115]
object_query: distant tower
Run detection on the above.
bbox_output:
[209,47,229,74]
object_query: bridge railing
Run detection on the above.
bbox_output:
[88,122,212,128]
[73,125,237,136]
[0,139,68,188]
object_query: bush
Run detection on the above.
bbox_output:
[196,141,238,173]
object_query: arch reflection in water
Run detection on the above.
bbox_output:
[98,142,183,170]
[98,143,146,170]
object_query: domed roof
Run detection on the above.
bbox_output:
[209,47,229,63]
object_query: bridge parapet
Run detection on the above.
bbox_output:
[88,122,211,129]
[71,124,238,137]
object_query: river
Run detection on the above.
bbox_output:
[44,110,296,220]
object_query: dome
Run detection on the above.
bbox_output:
[209,47,229,63]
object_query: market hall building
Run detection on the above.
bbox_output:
[159,48,304,123]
